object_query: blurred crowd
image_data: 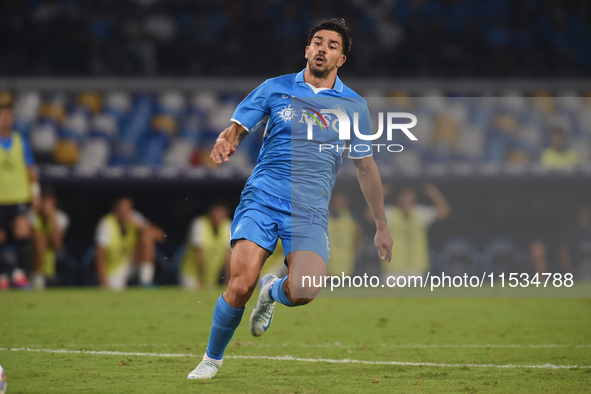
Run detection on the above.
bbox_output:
[1,0,590,77]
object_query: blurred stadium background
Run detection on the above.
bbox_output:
[2,0,591,288]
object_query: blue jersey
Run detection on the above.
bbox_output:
[231,69,372,208]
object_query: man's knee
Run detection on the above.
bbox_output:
[290,297,316,306]
[285,274,322,306]
[13,216,31,239]
[226,276,257,305]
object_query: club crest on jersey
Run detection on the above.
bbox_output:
[278,105,297,123]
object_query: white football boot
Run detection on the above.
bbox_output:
[187,356,222,380]
[249,274,278,337]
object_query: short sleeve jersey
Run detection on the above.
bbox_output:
[231,69,373,208]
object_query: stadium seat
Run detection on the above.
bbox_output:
[163,138,193,167]
[53,139,81,165]
[30,122,58,155]
[158,91,186,116]
[78,138,111,169]
[78,92,103,114]
[15,91,42,122]
[92,113,119,140]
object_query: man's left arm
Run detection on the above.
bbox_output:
[353,156,393,262]
[23,136,40,209]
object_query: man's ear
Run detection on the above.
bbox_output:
[337,55,347,68]
[305,46,310,59]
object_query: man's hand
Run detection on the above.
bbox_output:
[210,137,236,164]
[354,156,393,262]
[209,123,248,164]
[375,226,393,262]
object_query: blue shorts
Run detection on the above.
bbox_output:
[231,186,330,265]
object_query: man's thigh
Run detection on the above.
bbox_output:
[231,191,283,255]
[285,250,328,300]
[0,204,27,233]
[279,217,331,267]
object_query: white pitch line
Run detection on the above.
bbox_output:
[2,347,590,370]
[5,343,591,349]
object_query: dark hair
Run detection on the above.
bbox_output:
[308,18,352,55]
[41,185,57,200]
[0,92,14,109]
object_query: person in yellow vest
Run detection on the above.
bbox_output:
[180,203,232,290]
[0,93,40,291]
[327,191,361,277]
[30,187,70,289]
[383,184,451,278]
[540,128,580,169]
[95,198,165,290]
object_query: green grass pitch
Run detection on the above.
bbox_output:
[1,289,590,393]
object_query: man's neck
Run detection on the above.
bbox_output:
[303,67,337,89]
[0,130,11,139]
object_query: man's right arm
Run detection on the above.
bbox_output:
[210,122,249,164]
[95,220,109,288]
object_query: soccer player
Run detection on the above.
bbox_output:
[95,197,165,290]
[180,202,231,290]
[188,19,393,379]
[30,187,70,288]
[0,93,40,291]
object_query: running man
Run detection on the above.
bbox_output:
[188,19,393,379]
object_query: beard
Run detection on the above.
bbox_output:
[307,57,333,78]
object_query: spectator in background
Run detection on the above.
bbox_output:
[30,187,71,289]
[0,93,39,291]
[327,191,362,277]
[95,197,165,290]
[540,128,580,169]
[528,240,548,275]
[180,203,231,290]
[560,203,591,280]
[383,184,451,278]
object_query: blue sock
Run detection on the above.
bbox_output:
[205,294,245,360]
[269,276,294,307]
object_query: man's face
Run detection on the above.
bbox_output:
[305,30,346,78]
[209,205,228,227]
[41,196,57,217]
[0,107,14,135]
[398,189,416,211]
[550,132,564,150]
[114,199,134,224]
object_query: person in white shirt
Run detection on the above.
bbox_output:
[180,203,232,290]
[30,187,70,288]
[95,197,165,290]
